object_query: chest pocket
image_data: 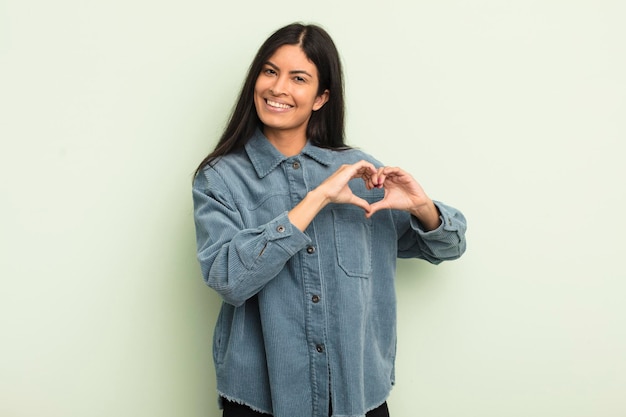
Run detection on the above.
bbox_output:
[332,208,372,278]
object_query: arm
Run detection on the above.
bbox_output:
[367,166,467,263]
[396,201,467,263]
[288,160,379,231]
[193,171,310,306]
[193,160,379,306]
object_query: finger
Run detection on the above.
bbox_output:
[368,168,379,188]
[349,196,372,213]
[362,177,375,190]
[365,199,390,218]
[381,166,403,178]
[362,173,378,190]
[355,162,377,177]
[375,166,387,188]
[354,164,378,189]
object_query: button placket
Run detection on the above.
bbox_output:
[285,156,329,402]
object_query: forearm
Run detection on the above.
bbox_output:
[200,212,311,306]
[288,188,329,232]
[408,199,442,232]
[193,172,312,306]
[399,201,467,263]
[289,160,376,231]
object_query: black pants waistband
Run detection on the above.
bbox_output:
[222,398,390,417]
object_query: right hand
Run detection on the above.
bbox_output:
[316,160,379,212]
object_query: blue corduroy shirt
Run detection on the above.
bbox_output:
[192,130,467,417]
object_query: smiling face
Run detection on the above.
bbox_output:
[254,44,329,150]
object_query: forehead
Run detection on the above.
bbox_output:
[267,45,318,75]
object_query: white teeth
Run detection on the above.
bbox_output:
[267,99,292,109]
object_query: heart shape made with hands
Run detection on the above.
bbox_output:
[355,166,440,229]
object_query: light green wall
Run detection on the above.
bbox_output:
[1,1,625,416]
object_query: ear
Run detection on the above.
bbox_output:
[312,89,330,111]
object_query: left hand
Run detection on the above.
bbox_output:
[367,166,441,231]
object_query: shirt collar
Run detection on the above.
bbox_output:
[245,129,332,178]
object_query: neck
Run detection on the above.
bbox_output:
[263,128,307,157]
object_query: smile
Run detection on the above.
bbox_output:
[266,99,293,109]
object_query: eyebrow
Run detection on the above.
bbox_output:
[265,61,314,78]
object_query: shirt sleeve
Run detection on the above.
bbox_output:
[192,169,311,306]
[396,200,467,264]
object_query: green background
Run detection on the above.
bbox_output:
[1,0,625,416]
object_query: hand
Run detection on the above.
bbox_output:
[288,161,378,232]
[367,166,441,230]
[316,160,379,212]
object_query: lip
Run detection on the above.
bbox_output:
[265,98,293,111]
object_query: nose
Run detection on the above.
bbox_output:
[269,75,288,96]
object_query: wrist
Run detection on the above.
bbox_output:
[288,188,329,232]
[409,200,441,231]
[307,187,331,209]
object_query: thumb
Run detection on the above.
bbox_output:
[349,196,372,214]
[365,200,389,218]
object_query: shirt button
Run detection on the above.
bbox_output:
[306,245,315,254]
[311,295,320,303]
[276,225,285,233]
[292,162,301,169]
[315,344,324,353]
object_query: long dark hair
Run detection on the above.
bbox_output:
[195,23,347,176]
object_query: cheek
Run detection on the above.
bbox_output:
[253,83,265,111]
[254,77,266,97]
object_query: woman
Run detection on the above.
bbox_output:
[193,22,467,417]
